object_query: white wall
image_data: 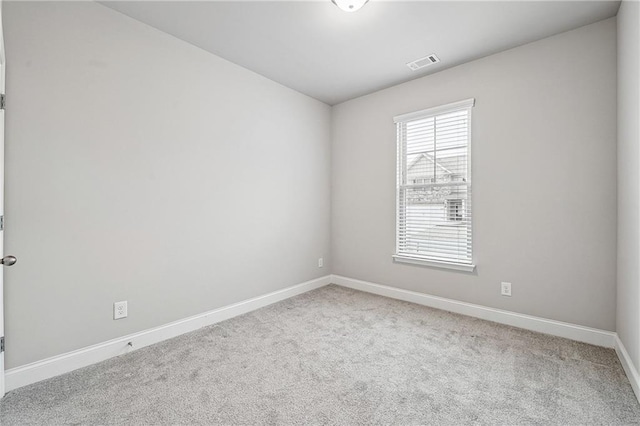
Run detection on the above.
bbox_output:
[332,18,617,331]
[617,0,640,372]
[2,1,331,368]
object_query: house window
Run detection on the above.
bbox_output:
[446,199,463,221]
[393,98,475,271]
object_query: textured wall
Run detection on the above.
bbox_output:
[332,18,617,331]
[3,1,331,368]
[617,0,640,372]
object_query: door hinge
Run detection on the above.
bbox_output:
[0,337,4,353]
[0,94,5,110]
[0,215,4,231]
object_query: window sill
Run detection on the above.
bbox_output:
[392,255,476,272]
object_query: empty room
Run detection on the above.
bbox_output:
[0,0,638,424]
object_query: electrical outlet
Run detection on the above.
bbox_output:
[114,301,128,319]
[318,257,324,268]
[501,282,512,297]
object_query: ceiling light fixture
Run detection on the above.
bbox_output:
[331,0,369,13]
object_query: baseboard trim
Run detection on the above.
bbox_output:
[331,275,616,348]
[5,274,627,395]
[614,335,640,403]
[5,275,331,392]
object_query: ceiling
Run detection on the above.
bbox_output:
[100,1,621,105]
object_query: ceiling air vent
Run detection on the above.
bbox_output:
[407,54,440,71]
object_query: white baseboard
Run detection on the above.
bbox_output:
[331,275,616,348]
[615,335,640,404]
[5,275,331,392]
[4,273,630,398]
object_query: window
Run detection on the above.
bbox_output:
[393,99,475,271]
[446,199,463,222]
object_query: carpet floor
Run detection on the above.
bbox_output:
[0,284,639,425]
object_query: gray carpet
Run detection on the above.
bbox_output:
[0,285,639,425]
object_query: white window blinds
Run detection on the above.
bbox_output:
[394,99,475,270]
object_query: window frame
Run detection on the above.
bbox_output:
[392,98,476,272]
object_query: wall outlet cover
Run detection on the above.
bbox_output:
[501,282,512,297]
[114,301,128,319]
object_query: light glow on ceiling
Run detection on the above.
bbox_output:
[331,0,369,13]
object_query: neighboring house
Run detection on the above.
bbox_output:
[404,152,470,258]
